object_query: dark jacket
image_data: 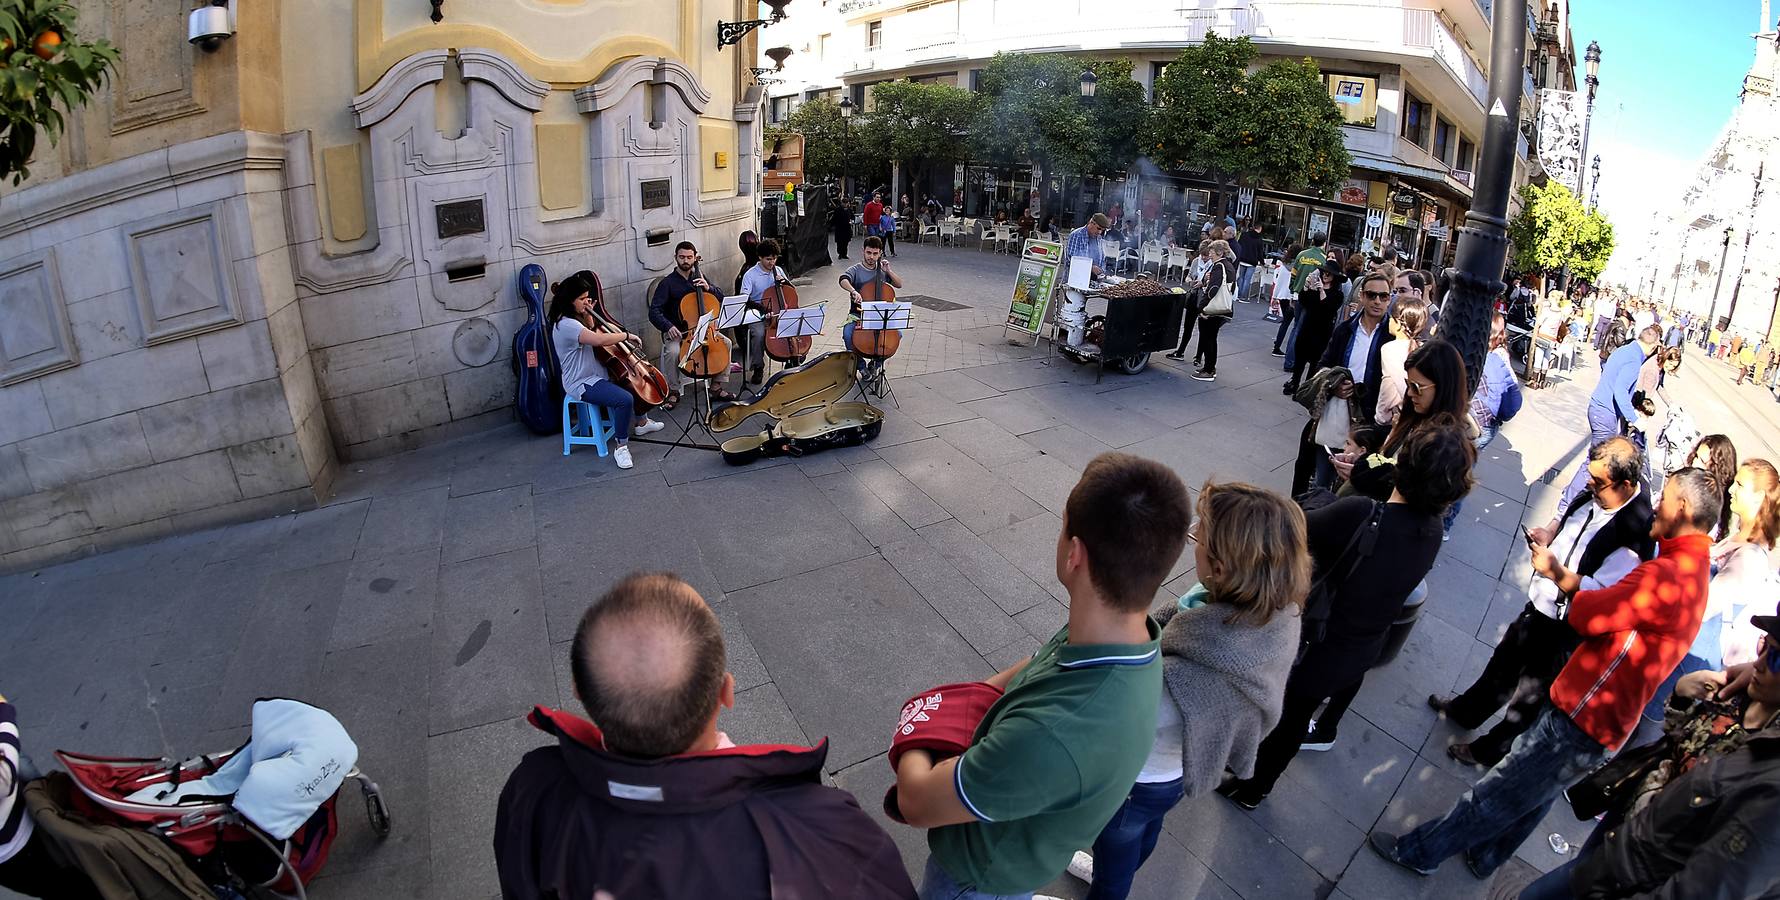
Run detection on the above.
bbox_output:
[1235,230,1264,266]
[649,270,700,334]
[494,707,916,900]
[1569,722,1780,899]
[22,774,214,900]
[1294,497,1442,687]
[1316,316,1395,427]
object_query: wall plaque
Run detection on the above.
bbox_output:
[640,178,672,210]
[435,199,487,239]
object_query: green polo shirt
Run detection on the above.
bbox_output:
[1290,247,1327,293]
[927,620,1163,894]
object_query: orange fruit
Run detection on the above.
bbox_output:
[32,30,61,60]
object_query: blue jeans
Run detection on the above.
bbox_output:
[1641,652,1713,723]
[1559,403,1625,511]
[1443,425,1501,533]
[579,380,634,443]
[1236,263,1255,300]
[1393,705,1607,877]
[1085,777,1187,900]
[918,856,1032,900]
[1282,304,1308,370]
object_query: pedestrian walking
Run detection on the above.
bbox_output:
[1235,222,1264,301]
[1283,257,1348,396]
[1279,234,1330,375]
[1267,254,1294,329]
[1556,325,1663,510]
[1174,240,1236,381]
[830,195,854,260]
[1370,468,1720,880]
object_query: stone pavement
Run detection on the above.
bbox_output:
[0,241,1730,900]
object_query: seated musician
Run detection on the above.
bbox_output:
[738,239,794,386]
[548,272,665,470]
[839,236,903,359]
[648,242,732,406]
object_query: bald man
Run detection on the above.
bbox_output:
[494,573,915,900]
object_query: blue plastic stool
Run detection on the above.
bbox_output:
[562,395,617,457]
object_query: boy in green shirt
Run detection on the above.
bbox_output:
[893,453,1192,899]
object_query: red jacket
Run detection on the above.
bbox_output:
[495,707,916,900]
[1549,533,1713,751]
[863,200,884,226]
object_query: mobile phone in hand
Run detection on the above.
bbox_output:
[1521,526,1537,546]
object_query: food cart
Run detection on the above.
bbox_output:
[1052,276,1188,379]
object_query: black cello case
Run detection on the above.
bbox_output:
[511,263,563,434]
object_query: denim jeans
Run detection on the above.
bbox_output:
[1236,263,1255,300]
[1394,705,1607,877]
[918,856,1033,900]
[1559,403,1625,511]
[1085,777,1187,900]
[1282,303,1308,369]
[579,380,634,442]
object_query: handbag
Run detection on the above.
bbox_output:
[1567,734,1673,821]
[1201,261,1236,317]
[1296,500,1383,658]
[1314,397,1351,448]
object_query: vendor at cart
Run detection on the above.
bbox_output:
[1065,212,1109,280]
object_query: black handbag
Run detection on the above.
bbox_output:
[1295,500,1383,660]
[1566,734,1673,821]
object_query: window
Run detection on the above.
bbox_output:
[818,33,830,60]
[867,20,882,50]
[1433,117,1454,165]
[806,87,840,104]
[1402,91,1431,149]
[1150,62,1170,105]
[860,82,882,112]
[1456,136,1477,175]
[1324,74,1378,128]
[768,96,796,123]
[968,68,984,91]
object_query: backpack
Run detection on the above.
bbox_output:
[1296,500,1384,657]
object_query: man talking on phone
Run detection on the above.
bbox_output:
[1427,436,1655,767]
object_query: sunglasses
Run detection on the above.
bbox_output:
[1187,519,1202,543]
[1361,290,1391,300]
[1405,380,1432,395]
[1761,635,1779,674]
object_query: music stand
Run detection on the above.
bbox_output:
[854,301,912,407]
[633,312,726,457]
[770,304,825,376]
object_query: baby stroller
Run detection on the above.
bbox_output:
[1648,404,1700,489]
[54,698,391,899]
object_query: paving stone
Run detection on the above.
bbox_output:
[671,465,875,592]
[1019,423,1115,470]
[958,358,1072,392]
[1234,767,1370,882]
[914,518,1052,615]
[446,425,558,497]
[845,459,951,529]
[879,535,1030,655]
[1332,759,1504,899]
[429,547,551,736]
[712,598,771,692]
[878,438,1044,536]
[1023,383,1174,449]
[426,716,551,900]
[725,554,992,771]
[1014,598,1069,641]
[831,758,930,883]
[1348,611,1476,752]
[207,560,352,731]
[1444,514,1520,580]
[441,486,536,564]
[871,407,938,447]
[722,682,812,748]
[932,416,1042,469]
[1163,791,1334,900]
[269,499,370,570]
[890,380,979,428]
[354,486,448,561]
[313,634,433,875]
[1420,555,1502,639]
[909,369,1000,403]
[330,547,441,651]
[1451,481,1526,538]
[959,391,1062,436]
[1285,714,1417,832]
[809,470,920,548]
[976,512,1071,604]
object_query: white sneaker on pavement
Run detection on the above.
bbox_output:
[633,418,665,436]
[1067,850,1095,883]
[613,445,634,469]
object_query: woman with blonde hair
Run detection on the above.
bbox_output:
[1373,295,1432,426]
[1068,481,1307,899]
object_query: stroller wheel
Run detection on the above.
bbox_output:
[361,781,393,838]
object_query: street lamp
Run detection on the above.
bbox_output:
[1444,0,1529,394]
[1579,41,1601,206]
[1589,155,1600,212]
[838,95,855,200]
[1707,224,1734,332]
[1079,69,1098,100]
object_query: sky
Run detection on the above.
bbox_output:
[1568,0,1770,284]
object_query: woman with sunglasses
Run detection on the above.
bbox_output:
[1373,295,1432,427]
[1331,340,1473,501]
[1514,620,1780,900]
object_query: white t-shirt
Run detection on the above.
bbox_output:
[1272,264,1295,300]
[1137,696,1184,783]
[553,318,609,400]
[1347,319,1379,384]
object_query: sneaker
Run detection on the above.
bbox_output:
[1192,370,1216,382]
[1067,851,1094,883]
[1302,719,1336,752]
[729,362,743,374]
[1368,832,1435,876]
[613,445,634,470]
[633,418,665,437]
[1216,778,1266,810]
[1270,346,1285,356]
[1264,314,1282,322]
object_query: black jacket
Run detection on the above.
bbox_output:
[1316,316,1394,426]
[1569,723,1780,899]
[1235,231,1264,266]
[495,707,916,900]
[649,270,699,334]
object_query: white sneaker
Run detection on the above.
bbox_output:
[633,418,665,436]
[1067,850,1094,883]
[613,445,634,469]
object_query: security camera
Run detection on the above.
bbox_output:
[189,1,233,52]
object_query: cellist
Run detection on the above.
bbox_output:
[737,239,792,386]
[839,235,903,357]
[648,241,730,408]
[549,273,666,470]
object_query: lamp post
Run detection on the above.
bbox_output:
[1589,155,1601,213]
[1724,162,1765,328]
[1076,70,1097,224]
[1444,0,1529,394]
[1706,225,1734,332]
[838,95,854,203]
[1580,41,1601,206]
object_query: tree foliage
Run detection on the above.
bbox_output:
[0,0,118,185]
[967,52,1093,178]
[1081,57,1151,177]
[1148,34,1350,204]
[857,79,978,190]
[1508,180,1615,280]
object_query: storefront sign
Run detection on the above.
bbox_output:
[1236,187,1255,219]
[1309,211,1332,239]
[1338,180,1369,206]
[640,179,672,211]
[1390,191,1417,212]
[1365,209,1385,230]
[1427,225,1450,239]
[1452,169,1473,187]
[1006,239,1063,335]
[1389,213,1410,227]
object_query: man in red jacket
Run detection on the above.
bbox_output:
[1370,467,1720,880]
[493,572,916,899]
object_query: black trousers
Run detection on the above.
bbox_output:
[1244,664,1369,794]
[1448,604,1579,765]
[833,227,850,258]
[1196,316,1227,373]
[1272,295,1297,349]
[1174,291,1203,354]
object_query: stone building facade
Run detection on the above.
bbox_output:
[0,1,764,570]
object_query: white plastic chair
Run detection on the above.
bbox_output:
[977,222,996,251]
[1099,239,1120,266]
[919,222,940,244]
[1115,244,1141,275]
[1164,247,1192,281]
[1140,242,1165,276]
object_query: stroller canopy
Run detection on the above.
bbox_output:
[127,699,358,840]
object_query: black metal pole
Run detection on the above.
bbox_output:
[1723,163,1764,327]
[1706,229,1733,331]
[1447,0,1528,395]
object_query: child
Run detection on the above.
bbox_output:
[880,208,898,257]
[1268,255,1293,322]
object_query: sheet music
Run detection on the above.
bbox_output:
[685,310,718,353]
[719,295,764,329]
[776,305,825,337]
[1067,255,1093,290]
[861,301,913,330]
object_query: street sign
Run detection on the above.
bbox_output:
[1006,239,1063,335]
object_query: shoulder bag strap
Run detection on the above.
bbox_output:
[1305,501,1384,623]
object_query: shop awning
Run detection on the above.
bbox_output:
[1348,152,1475,207]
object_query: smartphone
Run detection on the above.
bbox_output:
[1521,526,1537,546]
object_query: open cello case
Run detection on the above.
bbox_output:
[708,352,884,465]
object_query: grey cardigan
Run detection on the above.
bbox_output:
[1152,600,1301,797]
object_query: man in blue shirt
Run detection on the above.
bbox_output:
[1064,213,1109,280]
[1557,323,1661,510]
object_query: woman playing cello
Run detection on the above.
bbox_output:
[548,272,666,470]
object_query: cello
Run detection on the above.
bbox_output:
[848,263,902,359]
[577,269,670,412]
[761,277,812,363]
[676,258,732,378]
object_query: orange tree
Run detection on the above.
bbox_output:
[1149,34,1350,220]
[0,0,118,184]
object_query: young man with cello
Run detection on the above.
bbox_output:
[840,235,903,360]
[648,241,716,409]
[738,240,793,386]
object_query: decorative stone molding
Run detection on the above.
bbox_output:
[125,202,245,345]
[350,51,452,130]
[452,317,500,367]
[457,49,551,113]
[107,0,204,134]
[283,131,412,294]
[574,57,712,116]
[0,248,78,385]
